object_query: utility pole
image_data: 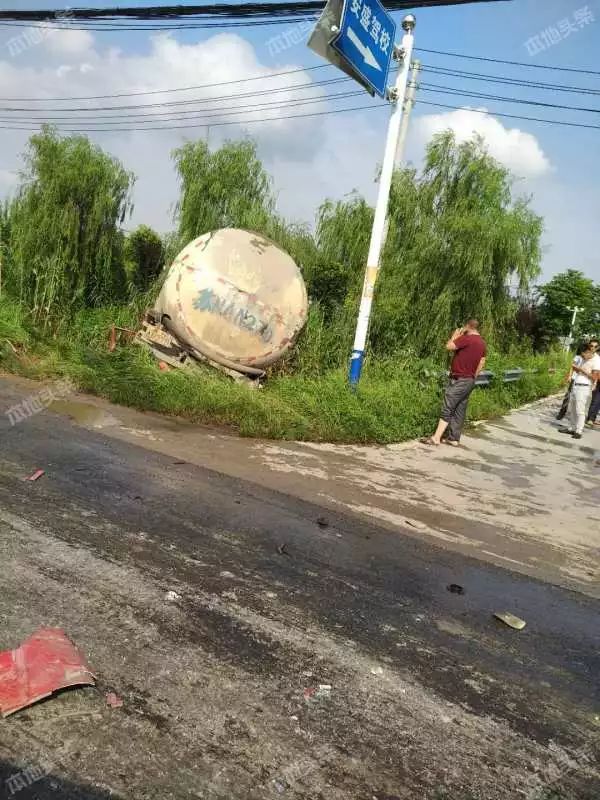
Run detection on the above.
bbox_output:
[349,14,416,387]
[394,58,420,166]
[566,305,584,350]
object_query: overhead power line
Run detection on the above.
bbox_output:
[0,17,315,31]
[4,64,600,109]
[0,89,369,125]
[0,102,390,132]
[420,82,600,114]
[0,2,510,22]
[416,99,600,130]
[0,64,332,103]
[2,89,600,135]
[420,64,600,96]
[416,46,600,77]
[8,77,600,124]
[4,61,600,107]
[0,76,350,113]
[0,11,598,137]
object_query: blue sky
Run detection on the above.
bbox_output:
[1,0,599,283]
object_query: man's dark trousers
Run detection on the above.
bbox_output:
[588,385,600,423]
[441,377,476,442]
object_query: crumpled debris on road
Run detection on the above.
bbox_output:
[105,691,124,709]
[24,468,45,482]
[404,518,427,530]
[0,628,95,717]
[494,611,527,630]
[304,684,332,703]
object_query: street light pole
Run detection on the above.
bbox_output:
[394,58,420,167]
[348,14,416,387]
[566,305,584,350]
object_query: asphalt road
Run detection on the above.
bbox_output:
[0,379,598,799]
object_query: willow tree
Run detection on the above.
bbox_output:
[173,139,274,246]
[301,132,542,359]
[125,224,165,292]
[376,131,543,356]
[311,194,373,314]
[6,126,134,323]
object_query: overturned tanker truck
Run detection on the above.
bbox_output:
[137,228,309,383]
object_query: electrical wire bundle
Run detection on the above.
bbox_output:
[0,2,598,135]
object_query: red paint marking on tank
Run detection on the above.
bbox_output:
[196,233,212,251]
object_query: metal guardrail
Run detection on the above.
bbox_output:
[503,368,525,383]
[428,368,529,388]
[476,369,526,387]
[474,370,494,387]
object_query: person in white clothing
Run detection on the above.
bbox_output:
[559,344,600,439]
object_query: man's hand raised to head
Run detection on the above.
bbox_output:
[446,328,464,351]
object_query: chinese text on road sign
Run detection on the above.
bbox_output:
[331,0,396,97]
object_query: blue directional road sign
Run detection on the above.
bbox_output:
[331,0,396,98]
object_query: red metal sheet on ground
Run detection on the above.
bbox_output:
[24,469,45,482]
[0,628,95,717]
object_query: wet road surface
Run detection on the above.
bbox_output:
[12,374,598,599]
[0,379,598,799]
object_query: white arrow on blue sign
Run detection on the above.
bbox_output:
[331,0,396,98]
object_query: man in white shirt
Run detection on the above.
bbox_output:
[559,343,600,439]
[585,338,600,427]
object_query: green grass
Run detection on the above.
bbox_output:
[0,296,31,350]
[0,297,568,444]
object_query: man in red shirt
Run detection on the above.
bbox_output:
[422,319,487,447]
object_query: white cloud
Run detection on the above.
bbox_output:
[530,180,600,282]
[44,27,95,58]
[0,31,374,232]
[414,107,552,178]
[0,168,18,192]
[56,64,73,79]
[0,29,595,285]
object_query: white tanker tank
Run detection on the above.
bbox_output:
[138,228,309,381]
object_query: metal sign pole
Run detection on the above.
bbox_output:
[566,305,584,350]
[395,58,420,167]
[348,14,415,387]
